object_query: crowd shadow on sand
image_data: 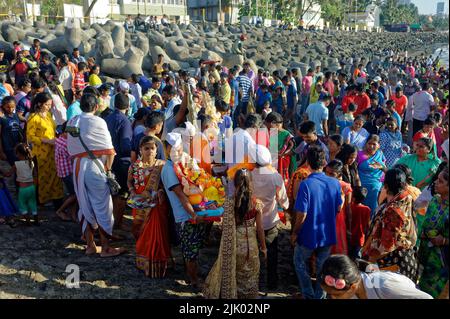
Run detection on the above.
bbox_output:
[0,207,296,299]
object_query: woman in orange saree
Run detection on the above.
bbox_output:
[326,159,353,255]
[128,136,171,278]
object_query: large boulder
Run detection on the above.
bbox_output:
[165,42,189,61]
[149,45,171,65]
[95,32,115,62]
[135,33,149,56]
[65,18,83,50]
[148,30,166,47]
[4,25,26,42]
[111,25,126,57]
[101,46,144,78]
[201,50,223,64]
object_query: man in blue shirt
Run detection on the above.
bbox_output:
[370,81,385,107]
[294,120,330,167]
[291,145,342,299]
[304,92,331,137]
[161,132,206,291]
[138,73,152,95]
[255,84,272,113]
[105,92,133,230]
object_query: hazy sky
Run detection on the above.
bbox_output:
[412,0,449,15]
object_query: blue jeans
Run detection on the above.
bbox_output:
[294,244,331,299]
[299,94,310,115]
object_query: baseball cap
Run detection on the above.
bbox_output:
[373,76,382,82]
[166,132,182,149]
[119,80,130,91]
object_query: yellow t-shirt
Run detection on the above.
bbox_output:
[220,82,231,105]
[89,74,102,87]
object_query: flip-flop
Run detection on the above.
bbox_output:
[85,246,101,256]
[100,247,127,258]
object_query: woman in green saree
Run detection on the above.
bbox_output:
[265,112,296,187]
[418,166,449,298]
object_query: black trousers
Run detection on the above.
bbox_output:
[265,226,279,288]
[413,118,425,136]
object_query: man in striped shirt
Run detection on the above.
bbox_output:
[73,62,88,92]
[234,71,253,125]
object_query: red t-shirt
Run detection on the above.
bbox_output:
[391,95,408,116]
[341,95,355,113]
[350,202,371,247]
[353,93,370,116]
[413,130,436,145]
[14,62,28,78]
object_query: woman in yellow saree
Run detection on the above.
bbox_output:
[203,168,266,299]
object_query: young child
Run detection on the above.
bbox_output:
[131,111,165,162]
[54,123,77,222]
[413,117,437,156]
[261,101,271,121]
[0,166,18,227]
[437,98,448,117]
[325,159,352,255]
[12,143,37,225]
[336,102,356,133]
[0,96,25,166]
[432,112,446,158]
[13,41,22,58]
[132,108,150,137]
[349,186,371,260]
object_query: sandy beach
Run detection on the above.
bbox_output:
[0,161,295,299]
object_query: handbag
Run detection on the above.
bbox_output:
[75,130,121,196]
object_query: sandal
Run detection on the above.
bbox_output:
[100,247,127,258]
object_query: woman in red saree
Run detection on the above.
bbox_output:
[325,159,353,255]
[127,136,171,278]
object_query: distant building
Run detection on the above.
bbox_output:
[187,0,242,24]
[82,0,188,22]
[347,2,381,29]
[118,0,187,17]
[301,0,324,29]
[436,2,445,16]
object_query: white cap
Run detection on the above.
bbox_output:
[249,144,272,166]
[413,78,420,85]
[184,121,196,136]
[166,132,182,149]
[373,76,382,82]
[119,80,130,92]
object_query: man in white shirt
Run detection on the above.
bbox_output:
[405,82,435,136]
[58,60,73,104]
[250,144,289,290]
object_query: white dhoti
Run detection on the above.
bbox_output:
[73,157,114,236]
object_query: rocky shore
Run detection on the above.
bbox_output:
[0,19,448,80]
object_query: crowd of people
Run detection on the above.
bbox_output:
[0,36,448,299]
[124,14,170,33]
